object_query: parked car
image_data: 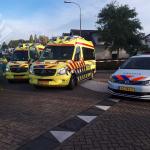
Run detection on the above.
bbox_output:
[108,54,150,99]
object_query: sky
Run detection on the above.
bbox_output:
[0,0,149,42]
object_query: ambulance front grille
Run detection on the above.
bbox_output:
[34,69,56,76]
[10,67,28,73]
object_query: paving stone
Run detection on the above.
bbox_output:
[19,133,59,150]
[53,116,88,132]
[0,81,104,150]
[78,107,104,116]
[56,100,150,150]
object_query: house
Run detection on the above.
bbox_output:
[68,29,129,60]
[143,34,150,48]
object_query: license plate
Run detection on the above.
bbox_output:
[119,86,135,92]
[38,81,49,85]
[14,76,24,79]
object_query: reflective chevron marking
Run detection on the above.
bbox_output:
[77,115,97,123]
[95,105,111,111]
[50,131,75,143]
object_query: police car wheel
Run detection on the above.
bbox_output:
[68,75,77,89]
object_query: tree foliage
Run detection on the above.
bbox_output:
[97,2,144,56]
[38,35,49,46]
[29,35,34,43]
[7,34,49,48]
[1,42,8,50]
[8,39,27,48]
[34,34,38,43]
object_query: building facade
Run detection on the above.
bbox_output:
[69,29,129,60]
[144,34,150,48]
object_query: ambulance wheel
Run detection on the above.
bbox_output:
[68,74,77,90]
[33,85,42,89]
[8,80,14,83]
[89,71,94,80]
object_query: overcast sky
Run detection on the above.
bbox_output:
[0,0,149,42]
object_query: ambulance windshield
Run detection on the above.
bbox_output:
[11,51,28,61]
[40,46,74,61]
[120,57,150,70]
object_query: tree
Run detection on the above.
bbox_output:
[8,39,27,48]
[1,42,8,50]
[96,2,143,57]
[38,35,49,45]
[34,34,38,43]
[8,40,18,48]
[29,35,34,43]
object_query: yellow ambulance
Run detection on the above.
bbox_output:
[5,43,44,82]
[0,52,7,77]
[29,36,96,89]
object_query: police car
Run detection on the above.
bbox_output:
[108,55,150,99]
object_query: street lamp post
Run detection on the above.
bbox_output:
[64,1,82,36]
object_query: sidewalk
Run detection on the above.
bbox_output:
[94,71,112,83]
[56,100,150,150]
[81,80,107,93]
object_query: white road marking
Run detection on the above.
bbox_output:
[77,115,97,123]
[109,98,120,103]
[50,131,75,143]
[80,80,107,93]
[95,105,111,111]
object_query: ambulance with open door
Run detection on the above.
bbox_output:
[29,36,96,89]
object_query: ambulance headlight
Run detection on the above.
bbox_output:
[6,66,10,72]
[57,67,67,75]
[29,66,34,74]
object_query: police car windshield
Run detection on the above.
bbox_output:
[40,46,74,60]
[120,57,150,70]
[11,51,28,61]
